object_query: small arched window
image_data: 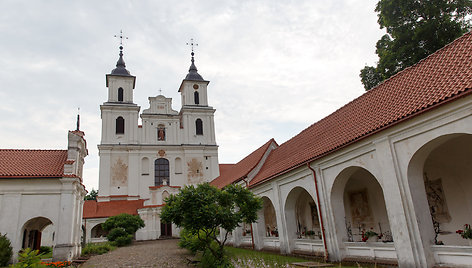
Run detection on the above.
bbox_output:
[196,119,203,135]
[154,158,169,186]
[116,116,125,134]
[157,124,166,141]
[118,87,124,102]
[194,91,199,105]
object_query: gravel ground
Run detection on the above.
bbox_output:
[80,239,192,268]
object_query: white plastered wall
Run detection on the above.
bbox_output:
[245,95,472,267]
[0,178,85,262]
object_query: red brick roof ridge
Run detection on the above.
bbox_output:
[0,149,68,178]
[249,31,472,187]
[210,138,277,188]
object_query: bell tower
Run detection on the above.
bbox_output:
[100,42,140,145]
[178,41,216,146]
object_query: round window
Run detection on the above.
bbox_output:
[193,84,199,90]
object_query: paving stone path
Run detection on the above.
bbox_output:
[80,239,192,268]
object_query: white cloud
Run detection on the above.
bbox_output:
[0,0,385,190]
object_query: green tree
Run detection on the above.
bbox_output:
[84,189,98,200]
[360,0,472,90]
[161,183,262,267]
[0,233,13,266]
[102,213,144,247]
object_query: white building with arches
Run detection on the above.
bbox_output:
[212,32,472,267]
[0,130,88,262]
[83,47,219,241]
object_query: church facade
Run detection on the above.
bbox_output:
[83,46,220,242]
[212,32,472,267]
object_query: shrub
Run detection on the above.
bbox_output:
[178,229,207,254]
[102,213,144,235]
[106,227,128,242]
[39,246,52,255]
[105,227,132,247]
[0,233,13,266]
[113,235,132,247]
[102,214,144,247]
[11,248,45,268]
[178,229,231,268]
[81,242,116,256]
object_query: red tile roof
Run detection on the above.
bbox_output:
[0,150,68,178]
[211,139,277,188]
[250,31,472,187]
[83,200,145,219]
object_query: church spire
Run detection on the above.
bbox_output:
[110,30,131,76]
[185,39,204,81]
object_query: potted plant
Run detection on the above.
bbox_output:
[361,229,379,242]
[456,224,472,246]
[306,230,316,239]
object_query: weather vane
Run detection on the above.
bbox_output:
[114,30,129,46]
[186,38,198,53]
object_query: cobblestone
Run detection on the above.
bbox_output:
[80,239,192,268]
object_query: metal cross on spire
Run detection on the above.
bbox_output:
[159,88,162,95]
[186,38,198,54]
[114,30,129,46]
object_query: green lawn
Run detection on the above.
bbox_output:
[225,247,362,268]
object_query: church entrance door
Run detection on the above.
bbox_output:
[160,223,172,237]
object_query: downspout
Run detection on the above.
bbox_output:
[242,177,256,250]
[307,163,329,261]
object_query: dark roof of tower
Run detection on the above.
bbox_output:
[184,52,204,81]
[110,46,131,76]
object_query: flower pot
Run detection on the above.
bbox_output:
[468,239,472,247]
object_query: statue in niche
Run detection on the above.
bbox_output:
[157,125,165,141]
[349,188,373,225]
[424,173,451,224]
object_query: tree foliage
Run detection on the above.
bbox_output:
[360,0,472,90]
[84,189,98,200]
[161,183,262,266]
[102,213,144,247]
[0,233,12,266]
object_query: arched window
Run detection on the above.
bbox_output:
[196,119,203,135]
[116,117,125,134]
[194,91,199,105]
[118,87,124,102]
[154,158,169,186]
[157,124,165,141]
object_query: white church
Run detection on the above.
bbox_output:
[82,45,220,242]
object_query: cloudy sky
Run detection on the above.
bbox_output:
[0,0,385,190]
